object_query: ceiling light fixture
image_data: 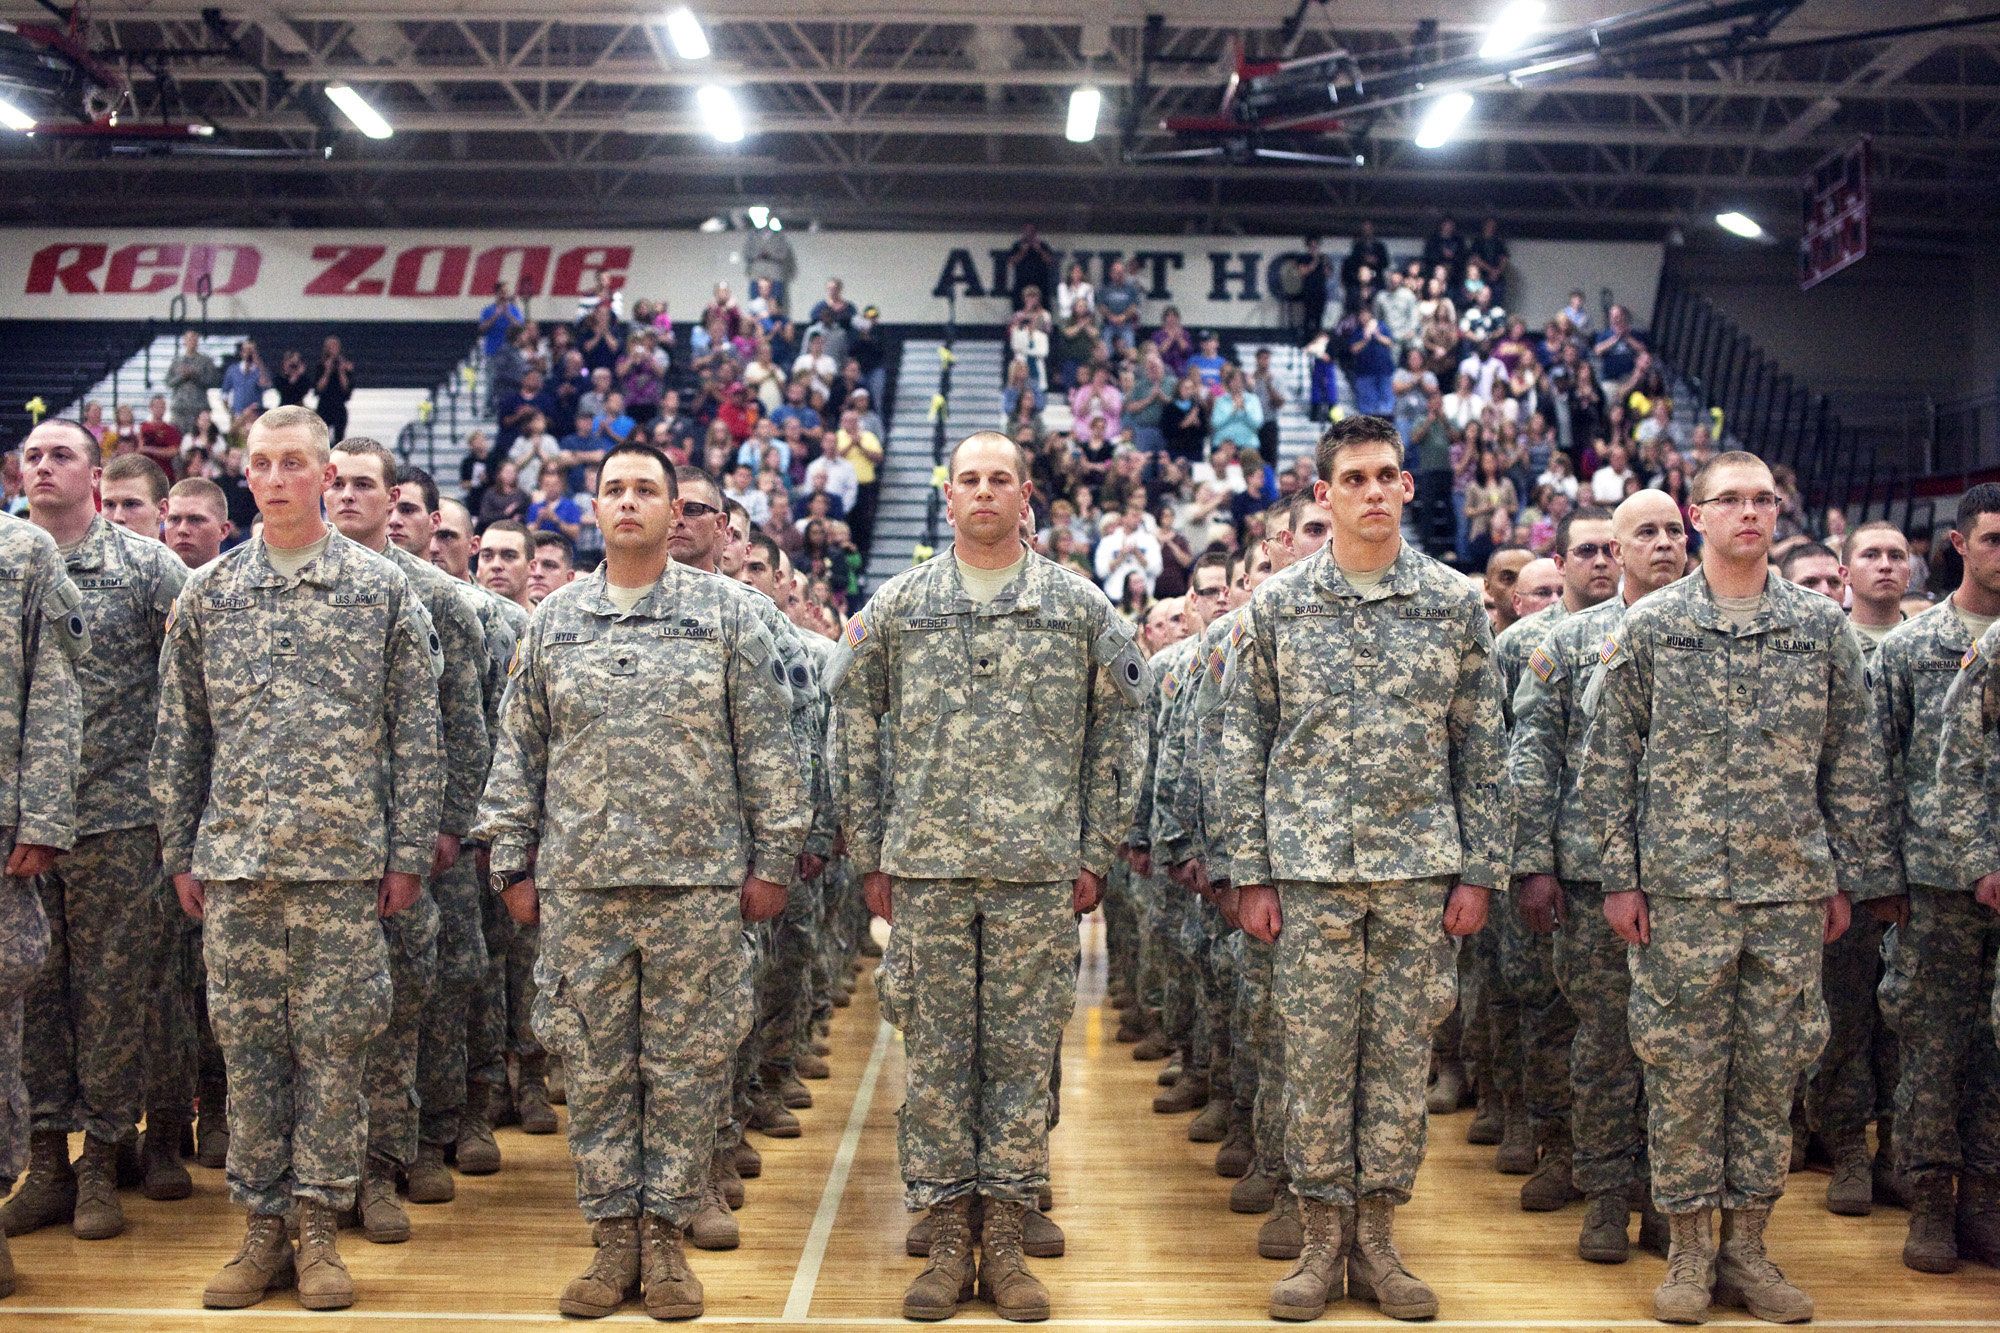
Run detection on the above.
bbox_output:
[1715,210,1764,239]
[696,84,745,143]
[324,83,393,139]
[1479,0,1546,60]
[1066,87,1102,144]
[1413,92,1475,149]
[666,8,711,61]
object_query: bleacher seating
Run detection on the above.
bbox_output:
[0,321,157,447]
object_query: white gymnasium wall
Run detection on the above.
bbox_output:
[0,227,1664,332]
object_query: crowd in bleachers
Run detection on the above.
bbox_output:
[463,269,889,615]
[993,216,1898,626]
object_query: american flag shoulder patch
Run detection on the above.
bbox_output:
[847,613,869,646]
[1528,646,1557,683]
[1600,635,1621,665]
[1963,640,1981,670]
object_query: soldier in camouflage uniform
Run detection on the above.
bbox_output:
[1811,524,1913,1214]
[1220,416,1506,1323]
[151,406,445,1312]
[326,440,491,1242]
[669,474,824,1248]
[0,423,184,1243]
[1507,490,1685,1263]
[0,507,86,1297]
[1580,451,1893,1326]
[1920,483,2000,1272]
[1204,508,1329,1252]
[475,443,807,1322]
[1488,510,1615,1210]
[1122,595,1189,1054]
[390,475,519,1171]
[830,431,1146,1323]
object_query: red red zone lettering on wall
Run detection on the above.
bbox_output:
[22,240,631,299]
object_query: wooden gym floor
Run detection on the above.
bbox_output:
[5,918,1999,1330]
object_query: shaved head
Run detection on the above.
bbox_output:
[1511,557,1564,620]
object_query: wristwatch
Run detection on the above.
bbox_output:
[492,869,531,896]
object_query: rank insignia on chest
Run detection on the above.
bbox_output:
[1528,646,1556,682]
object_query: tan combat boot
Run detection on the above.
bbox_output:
[1903,1174,1959,1273]
[456,1082,504,1174]
[358,1157,410,1244]
[1214,1112,1254,1178]
[1466,1082,1502,1146]
[140,1110,195,1201]
[202,1211,295,1308]
[977,1198,1050,1322]
[559,1217,640,1318]
[714,1144,745,1209]
[1259,1189,1303,1259]
[1520,1122,1583,1212]
[1269,1197,1345,1321]
[687,1159,741,1251]
[1715,1206,1811,1323]
[732,1135,762,1179]
[1231,1166,1277,1214]
[0,1130,74,1235]
[1151,1069,1208,1115]
[1873,1117,1912,1208]
[1824,1133,1873,1216]
[904,1197,976,1319]
[1186,1095,1230,1143]
[1131,1030,1171,1062]
[639,1214,704,1320]
[1577,1191,1630,1264]
[1957,1171,2000,1266]
[1426,1058,1469,1115]
[1022,1204,1064,1259]
[1635,1181,1671,1258]
[295,1200,356,1310]
[1347,1195,1437,1320]
[748,1090,801,1138]
[795,1049,831,1080]
[405,1141,455,1204]
[516,1055,559,1135]
[766,1065,813,1111]
[71,1136,125,1240]
[1654,1209,1715,1324]
[1494,1097,1535,1175]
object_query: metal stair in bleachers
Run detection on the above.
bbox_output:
[864,337,1005,587]
[1233,340,1343,472]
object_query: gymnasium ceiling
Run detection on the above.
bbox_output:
[0,0,1992,246]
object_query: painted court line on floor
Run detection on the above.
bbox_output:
[0,1309,1997,1329]
[782,1015,896,1321]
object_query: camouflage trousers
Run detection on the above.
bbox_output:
[142,875,203,1114]
[416,856,486,1146]
[728,923,771,1145]
[537,885,748,1225]
[810,862,847,1031]
[1277,879,1457,1206]
[753,870,821,1078]
[894,877,1075,1211]
[1157,885,1199,1057]
[204,879,390,1214]
[1196,900,1234,1097]
[1630,896,1827,1214]
[1493,899,1575,1133]
[1879,886,2000,1181]
[1551,882,1646,1196]
[1132,868,1169,1030]
[25,825,161,1143]
[362,887,439,1169]
[1235,933,1288,1178]
[467,859,510,1088]
[508,920,545,1063]
[1805,914,1897,1146]
[0,848,50,1192]
[1103,859,1140,1001]
[1470,925,1512,1108]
